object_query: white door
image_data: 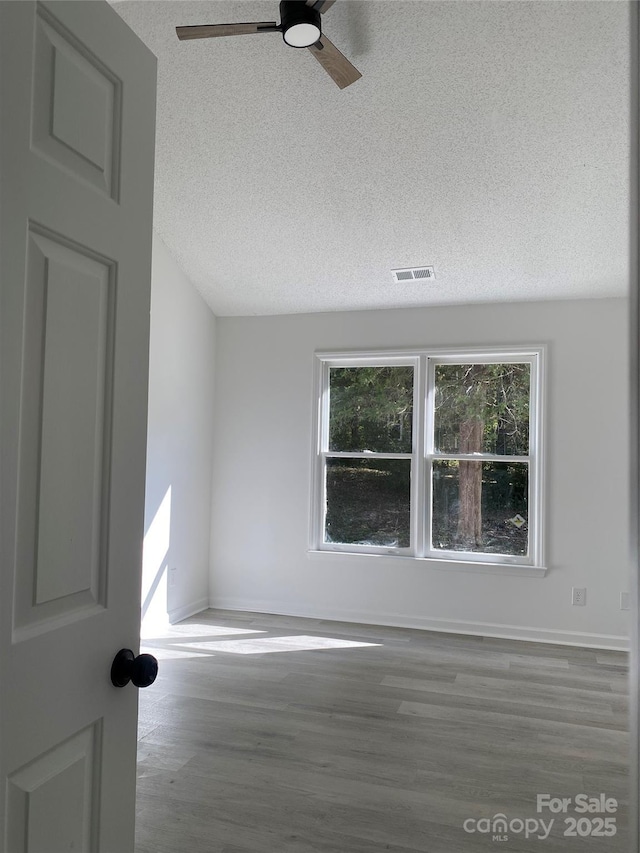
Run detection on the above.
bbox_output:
[0,2,156,850]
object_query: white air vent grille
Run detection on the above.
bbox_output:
[392,266,435,283]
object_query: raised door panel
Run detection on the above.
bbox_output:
[13,227,115,638]
[31,4,121,199]
[6,724,100,853]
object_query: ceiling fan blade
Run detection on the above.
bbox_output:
[307,35,361,89]
[176,23,279,41]
[306,0,337,13]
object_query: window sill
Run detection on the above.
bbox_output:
[306,549,548,577]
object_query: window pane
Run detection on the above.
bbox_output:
[325,458,411,547]
[432,460,528,556]
[329,366,413,453]
[434,363,530,455]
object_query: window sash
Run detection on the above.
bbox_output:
[324,452,413,460]
[425,458,531,564]
[322,456,414,554]
[319,357,420,554]
[429,453,530,462]
[313,348,543,567]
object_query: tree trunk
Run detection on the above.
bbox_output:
[457,419,483,548]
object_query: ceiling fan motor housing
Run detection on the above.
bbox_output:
[280,1,322,47]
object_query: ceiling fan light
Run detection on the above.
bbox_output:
[283,22,320,47]
[280,1,322,48]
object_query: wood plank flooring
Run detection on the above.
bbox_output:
[136,610,629,853]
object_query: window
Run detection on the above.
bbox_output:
[312,349,544,567]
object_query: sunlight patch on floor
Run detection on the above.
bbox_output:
[176,634,382,655]
[139,646,212,661]
[141,623,266,641]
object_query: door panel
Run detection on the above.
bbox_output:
[0,2,157,851]
[32,4,122,199]
[34,231,111,606]
[6,724,101,853]
[15,227,114,627]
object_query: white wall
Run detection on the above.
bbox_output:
[210,297,630,648]
[142,236,216,628]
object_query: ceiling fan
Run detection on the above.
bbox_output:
[176,0,362,90]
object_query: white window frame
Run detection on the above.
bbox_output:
[310,346,545,569]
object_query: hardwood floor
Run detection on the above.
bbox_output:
[136,610,629,852]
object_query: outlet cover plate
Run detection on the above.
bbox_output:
[572,587,586,606]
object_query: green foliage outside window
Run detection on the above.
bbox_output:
[324,361,531,555]
[434,363,530,457]
[329,366,413,454]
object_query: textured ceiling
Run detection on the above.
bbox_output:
[112,0,631,316]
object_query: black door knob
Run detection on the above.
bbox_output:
[111,649,158,688]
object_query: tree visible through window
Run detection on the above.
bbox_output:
[326,366,413,547]
[315,351,542,566]
[432,363,530,556]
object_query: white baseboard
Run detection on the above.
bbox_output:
[169,597,210,625]
[208,596,629,651]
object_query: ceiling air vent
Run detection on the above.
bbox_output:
[392,266,435,283]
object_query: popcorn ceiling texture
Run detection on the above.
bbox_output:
[113,1,630,316]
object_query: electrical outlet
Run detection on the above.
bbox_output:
[169,567,178,588]
[620,591,630,611]
[572,587,586,606]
